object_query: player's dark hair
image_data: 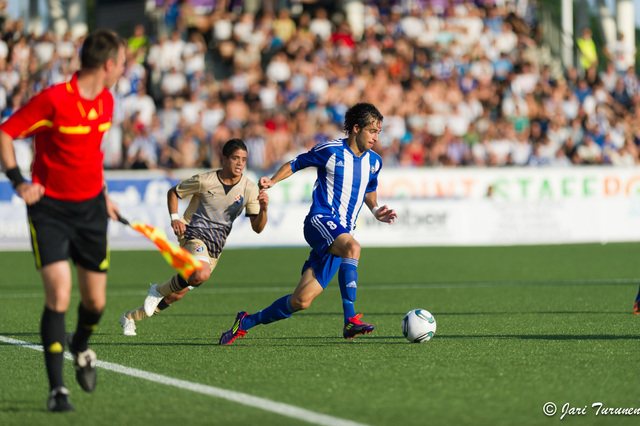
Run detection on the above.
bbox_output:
[222,138,247,157]
[80,29,124,70]
[343,103,383,134]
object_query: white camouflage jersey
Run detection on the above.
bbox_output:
[177,170,260,257]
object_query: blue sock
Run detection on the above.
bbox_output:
[636,284,640,302]
[339,258,358,323]
[243,295,294,330]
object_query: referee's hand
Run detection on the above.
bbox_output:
[15,182,44,205]
[105,192,120,221]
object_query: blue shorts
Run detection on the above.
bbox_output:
[301,214,348,288]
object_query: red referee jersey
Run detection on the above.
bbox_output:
[0,72,113,201]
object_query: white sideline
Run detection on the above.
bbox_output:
[0,335,369,426]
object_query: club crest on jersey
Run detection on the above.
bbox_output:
[371,159,380,174]
[234,194,244,204]
[194,244,205,253]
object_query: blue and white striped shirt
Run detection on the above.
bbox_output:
[291,138,382,232]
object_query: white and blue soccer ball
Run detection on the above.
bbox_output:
[402,309,436,343]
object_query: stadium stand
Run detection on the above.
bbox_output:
[1,0,639,173]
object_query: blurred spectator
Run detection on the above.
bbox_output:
[181,90,205,125]
[128,24,149,64]
[577,27,598,74]
[56,30,75,63]
[103,87,125,169]
[126,122,158,169]
[158,96,181,140]
[161,65,188,98]
[272,8,296,44]
[265,50,291,83]
[121,51,146,95]
[123,84,156,127]
[527,142,550,167]
[309,8,332,42]
[183,31,206,80]
[165,29,186,70]
[12,34,30,73]
[576,134,603,164]
[603,32,636,75]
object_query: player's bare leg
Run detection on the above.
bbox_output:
[289,268,324,311]
[220,268,324,345]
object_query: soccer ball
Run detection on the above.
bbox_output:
[402,309,436,343]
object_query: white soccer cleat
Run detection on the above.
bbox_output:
[143,284,163,317]
[119,314,136,336]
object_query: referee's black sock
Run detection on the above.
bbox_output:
[72,303,103,352]
[41,307,66,390]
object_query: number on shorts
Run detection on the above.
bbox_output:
[326,221,337,230]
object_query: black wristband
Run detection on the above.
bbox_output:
[5,167,25,189]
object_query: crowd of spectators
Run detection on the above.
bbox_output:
[2,0,640,173]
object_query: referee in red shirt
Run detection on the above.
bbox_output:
[0,29,125,412]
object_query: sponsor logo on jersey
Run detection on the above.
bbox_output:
[336,160,344,167]
[234,194,244,204]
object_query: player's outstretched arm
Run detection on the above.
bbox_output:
[365,191,397,224]
[250,190,269,233]
[259,162,294,189]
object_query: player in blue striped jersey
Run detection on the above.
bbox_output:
[220,103,397,344]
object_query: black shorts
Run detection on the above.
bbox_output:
[27,192,109,272]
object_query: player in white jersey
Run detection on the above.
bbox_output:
[119,139,269,336]
[219,103,397,344]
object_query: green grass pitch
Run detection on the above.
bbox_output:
[1,243,640,425]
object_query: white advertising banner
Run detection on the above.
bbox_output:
[2,166,640,250]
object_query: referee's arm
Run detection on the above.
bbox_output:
[0,129,44,204]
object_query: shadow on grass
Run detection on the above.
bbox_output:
[0,400,44,413]
[0,332,40,337]
[432,311,630,315]
[162,310,632,319]
[218,333,640,346]
[96,332,639,347]
[260,333,640,342]
[439,334,639,340]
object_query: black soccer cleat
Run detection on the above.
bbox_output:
[66,333,97,392]
[47,386,75,412]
